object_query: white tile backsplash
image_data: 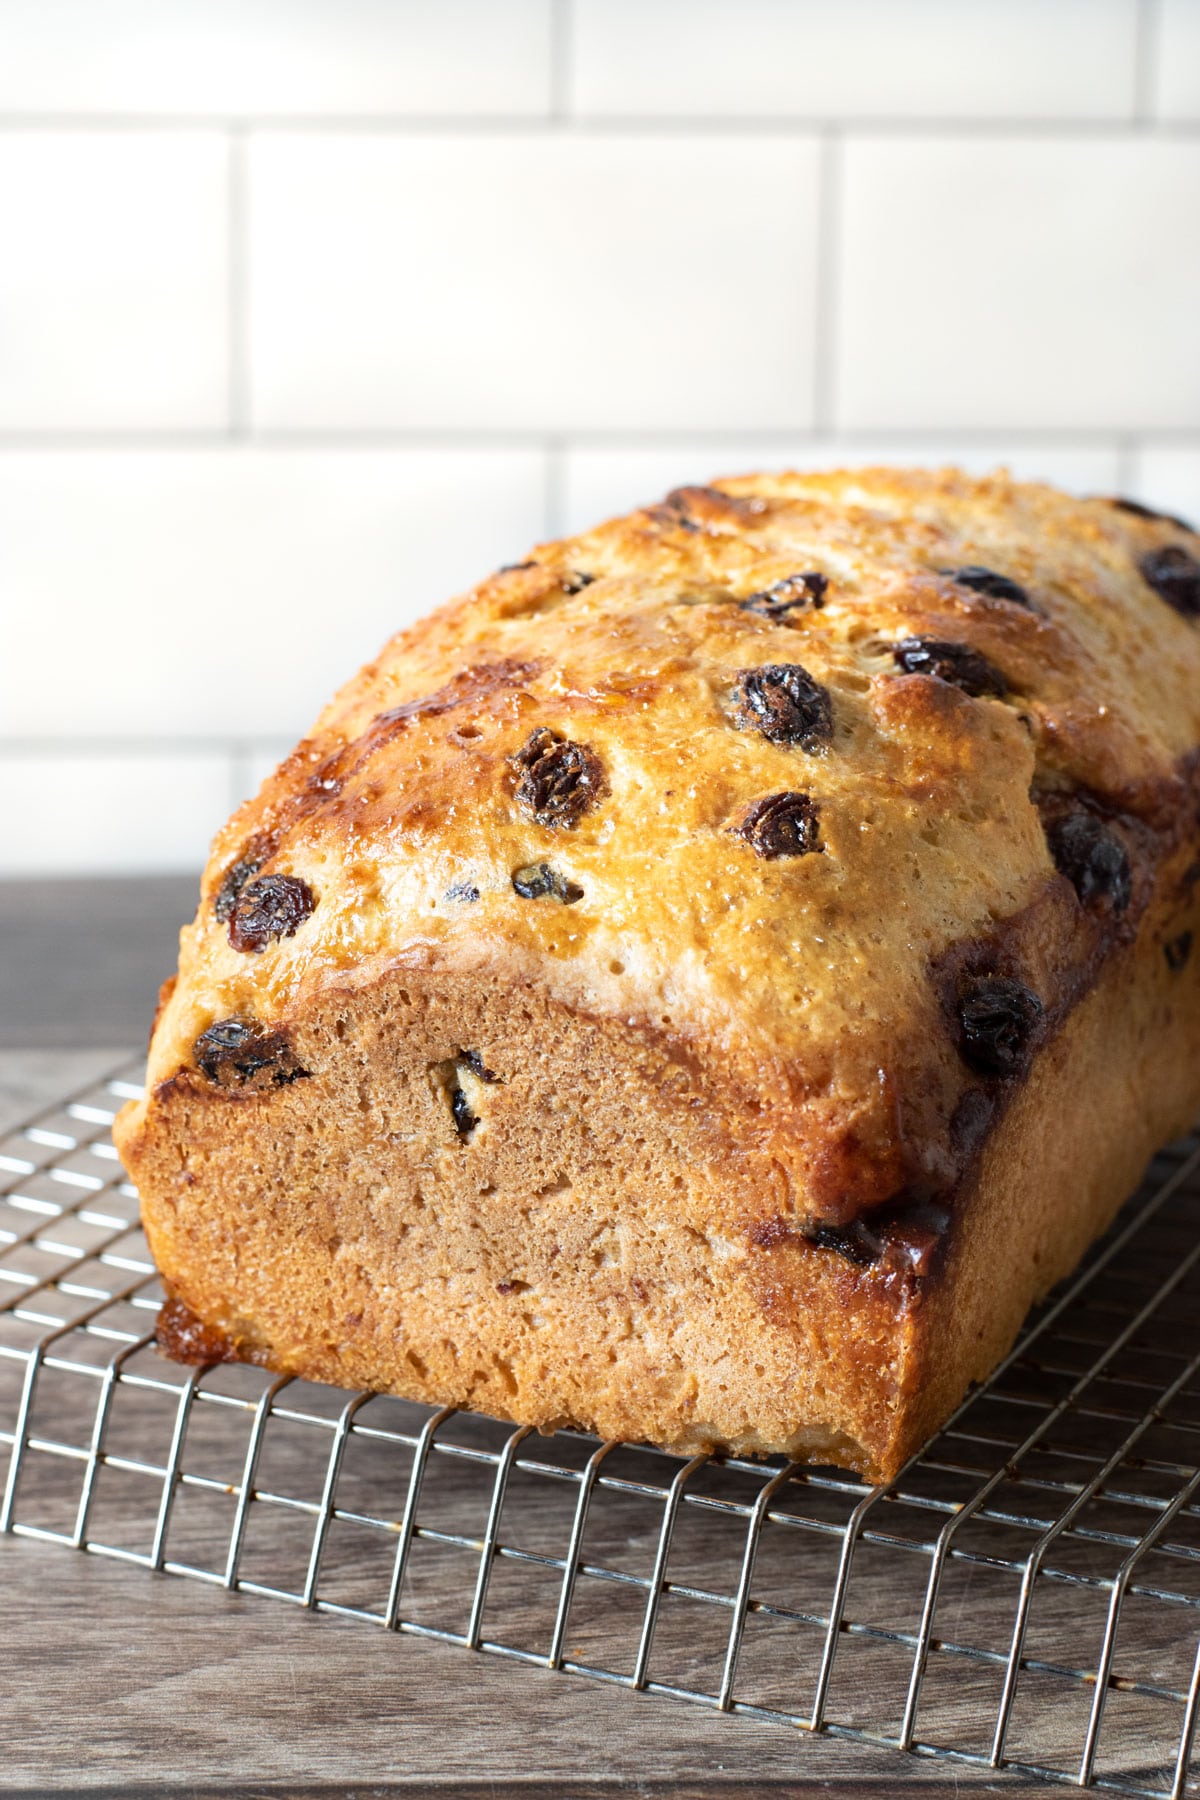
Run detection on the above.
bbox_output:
[0,132,228,430]
[0,4,1194,876]
[248,132,821,432]
[1126,447,1200,533]
[835,136,1200,432]
[0,449,547,739]
[239,740,302,807]
[0,0,553,117]
[570,0,1139,121]
[1153,0,1200,121]
[0,750,232,876]
[560,440,1124,538]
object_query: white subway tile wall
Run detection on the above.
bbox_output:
[0,132,229,430]
[0,449,547,739]
[249,133,821,431]
[0,0,1196,875]
[0,0,554,116]
[835,137,1200,431]
[1155,0,1200,120]
[569,0,1141,120]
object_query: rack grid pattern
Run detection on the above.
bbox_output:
[3,1059,1200,1795]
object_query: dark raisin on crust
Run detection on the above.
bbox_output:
[1108,495,1197,535]
[213,832,278,923]
[652,486,766,535]
[193,1017,309,1089]
[559,570,596,595]
[732,664,834,751]
[1046,810,1132,914]
[941,564,1031,607]
[740,572,828,618]
[1165,931,1194,972]
[891,635,1007,697]
[445,881,481,903]
[509,727,607,829]
[1140,545,1200,618]
[497,559,537,574]
[956,976,1043,1078]
[732,792,823,860]
[512,861,584,904]
[228,874,317,954]
[214,852,261,923]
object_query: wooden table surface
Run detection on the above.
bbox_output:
[0,881,1081,1796]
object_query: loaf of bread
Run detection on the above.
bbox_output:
[114,468,1200,1482]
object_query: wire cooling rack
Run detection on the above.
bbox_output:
[3,1060,1200,1795]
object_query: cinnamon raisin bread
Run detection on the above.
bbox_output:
[114,468,1200,1483]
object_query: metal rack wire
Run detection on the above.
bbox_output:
[3,1058,1200,1795]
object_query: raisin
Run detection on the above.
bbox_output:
[808,1201,950,1277]
[949,1087,996,1159]
[447,1053,497,1140]
[653,486,765,534]
[1046,811,1131,914]
[193,1018,308,1089]
[1109,496,1197,534]
[512,862,584,904]
[810,1220,881,1267]
[497,559,537,574]
[1140,545,1200,618]
[156,1294,240,1366]
[213,832,277,923]
[509,728,607,829]
[732,792,822,860]
[740,572,828,619]
[892,636,1007,697]
[559,570,596,594]
[1165,931,1194,972]
[732,664,833,751]
[228,874,316,954]
[956,977,1043,1078]
[451,1086,478,1139]
[942,565,1031,607]
[445,881,481,903]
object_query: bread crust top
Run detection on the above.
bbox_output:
[145,467,1200,1229]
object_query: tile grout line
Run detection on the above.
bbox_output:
[0,113,1196,138]
[0,429,1194,452]
[812,128,842,437]
[227,125,250,440]
[549,0,572,124]
[543,440,567,540]
[1116,436,1141,496]
[1133,0,1161,126]
[228,741,253,811]
[0,738,290,757]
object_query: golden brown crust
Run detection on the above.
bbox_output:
[114,467,1200,1481]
